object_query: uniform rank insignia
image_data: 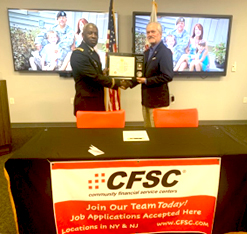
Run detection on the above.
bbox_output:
[75,48,84,52]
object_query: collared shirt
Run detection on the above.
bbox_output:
[148,42,160,61]
[83,41,94,52]
[82,41,101,69]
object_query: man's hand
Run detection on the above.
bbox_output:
[120,80,132,90]
[137,77,146,84]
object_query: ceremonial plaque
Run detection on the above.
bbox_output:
[108,53,144,79]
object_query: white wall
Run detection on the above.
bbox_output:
[0,0,247,123]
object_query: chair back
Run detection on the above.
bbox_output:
[153,108,198,128]
[76,109,125,128]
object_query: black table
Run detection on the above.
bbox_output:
[5,126,247,234]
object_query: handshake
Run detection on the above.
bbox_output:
[119,80,133,90]
[119,77,146,90]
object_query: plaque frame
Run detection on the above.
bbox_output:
[107,52,144,79]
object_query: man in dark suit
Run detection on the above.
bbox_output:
[133,21,174,127]
[70,23,125,115]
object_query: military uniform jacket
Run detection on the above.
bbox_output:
[70,41,119,114]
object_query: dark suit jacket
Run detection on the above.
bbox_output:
[70,41,120,115]
[137,41,174,108]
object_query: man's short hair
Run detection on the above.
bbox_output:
[146,22,162,34]
[57,11,66,19]
[176,17,185,25]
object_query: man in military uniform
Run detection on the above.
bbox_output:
[70,23,127,115]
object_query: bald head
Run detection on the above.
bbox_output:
[83,23,97,33]
[82,23,98,48]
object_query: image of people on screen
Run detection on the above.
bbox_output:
[29,11,75,71]
[8,9,112,72]
[29,30,63,71]
[164,17,190,65]
[74,18,89,48]
[134,14,230,74]
[164,34,179,67]
[189,39,210,71]
[60,18,89,71]
[174,23,206,71]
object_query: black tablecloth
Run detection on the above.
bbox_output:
[5,126,247,234]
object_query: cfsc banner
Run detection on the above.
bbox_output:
[50,158,221,234]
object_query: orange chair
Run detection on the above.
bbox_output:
[153,108,198,128]
[76,109,125,128]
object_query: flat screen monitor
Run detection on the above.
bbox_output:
[7,8,118,76]
[132,12,232,77]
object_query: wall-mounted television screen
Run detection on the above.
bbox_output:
[7,8,118,75]
[133,12,232,77]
